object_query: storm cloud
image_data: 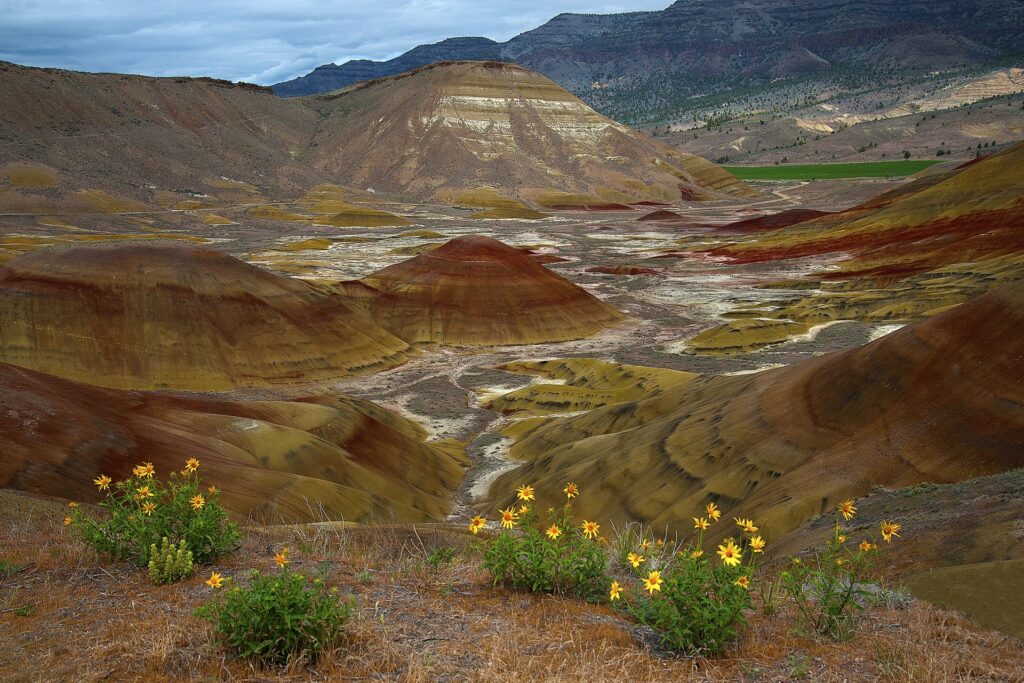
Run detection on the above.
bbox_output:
[0,0,668,84]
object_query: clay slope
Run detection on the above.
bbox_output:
[490,283,1024,540]
[712,141,1024,277]
[0,242,411,390]
[357,235,626,346]
[305,62,754,203]
[0,363,462,522]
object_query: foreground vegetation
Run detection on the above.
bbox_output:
[723,160,942,180]
[2,473,1022,681]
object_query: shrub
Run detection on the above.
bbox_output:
[147,537,194,584]
[614,503,758,656]
[67,459,240,567]
[196,553,353,666]
[781,499,902,641]
[478,483,609,600]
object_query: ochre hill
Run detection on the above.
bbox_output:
[489,283,1024,541]
[305,61,755,205]
[0,60,749,216]
[711,141,1024,277]
[357,235,626,346]
[0,363,463,522]
[0,242,411,390]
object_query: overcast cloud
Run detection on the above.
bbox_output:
[0,1,668,85]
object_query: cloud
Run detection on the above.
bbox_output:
[0,0,670,84]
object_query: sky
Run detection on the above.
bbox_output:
[0,0,669,85]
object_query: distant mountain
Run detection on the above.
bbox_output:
[273,0,1024,125]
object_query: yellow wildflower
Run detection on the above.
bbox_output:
[734,517,758,533]
[206,571,225,588]
[546,524,562,541]
[580,520,600,540]
[516,485,535,502]
[609,580,622,601]
[274,547,290,568]
[706,502,721,521]
[717,539,742,567]
[183,457,200,474]
[67,501,79,508]
[734,575,750,589]
[142,502,157,515]
[859,540,877,553]
[469,515,486,534]
[643,570,663,594]
[133,462,155,478]
[499,507,518,529]
[881,520,901,543]
[693,517,709,531]
[63,516,72,526]
[207,485,218,494]
[838,499,857,521]
[749,535,766,553]
[136,485,154,499]
[190,494,205,510]
[691,549,704,559]
[838,534,847,544]
[627,552,645,568]
[640,539,651,551]
[563,482,579,499]
[93,475,112,491]
[518,504,530,515]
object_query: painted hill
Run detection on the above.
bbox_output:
[356,235,626,346]
[0,362,463,522]
[488,282,1024,540]
[304,61,753,204]
[0,60,748,216]
[0,242,411,390]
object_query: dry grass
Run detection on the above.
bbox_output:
[2,495,1022,682]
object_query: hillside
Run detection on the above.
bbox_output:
[0,363,463,522]
[487,283,1024,541]
[0,242,411,390]
[302,61,754,203]
[0,60,748,215]
[356,235,626,346]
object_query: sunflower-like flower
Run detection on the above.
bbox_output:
[690,549,704,559]
[640,539,651,551]
[274,547,290,568]
[881,520,901,543]
[142,502,157,515]
[207,485,219,494]
[67,501,79,509]
[734,575,750,590]
[734,517,758,533]
[93,474,112,491]
[749,535,766,553]
[838,499,857,521]
[859,540,877,553]
[182,457,200,474]
[133,462,155,478]
[717,539,742,567]
[517,504,530,515]
[837,533,847,544]
[706,502,721,522]
[190,494,205,510]
[563,482,579,499]
[609,580,622,601]
[499,507,518,529]
[63,515,72,526]
[468,515,486,534]
[580,520,600,540]
[546,524,562,541]
[643,570,663,594]
[516,485,535,502]
[206,571,225,588]
[137,485,154,499]
[693,516,709,531]
[627,552,645,568]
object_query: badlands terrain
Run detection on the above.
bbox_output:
[0,54,1023,681]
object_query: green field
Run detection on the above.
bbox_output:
[723,160,943,180]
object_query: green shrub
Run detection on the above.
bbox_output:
[67,459,240,567]
[614,503,759,656]
[196,560,353,666]
[147,537,194,584]
[479,483,609,600]
[781,499,901,641]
